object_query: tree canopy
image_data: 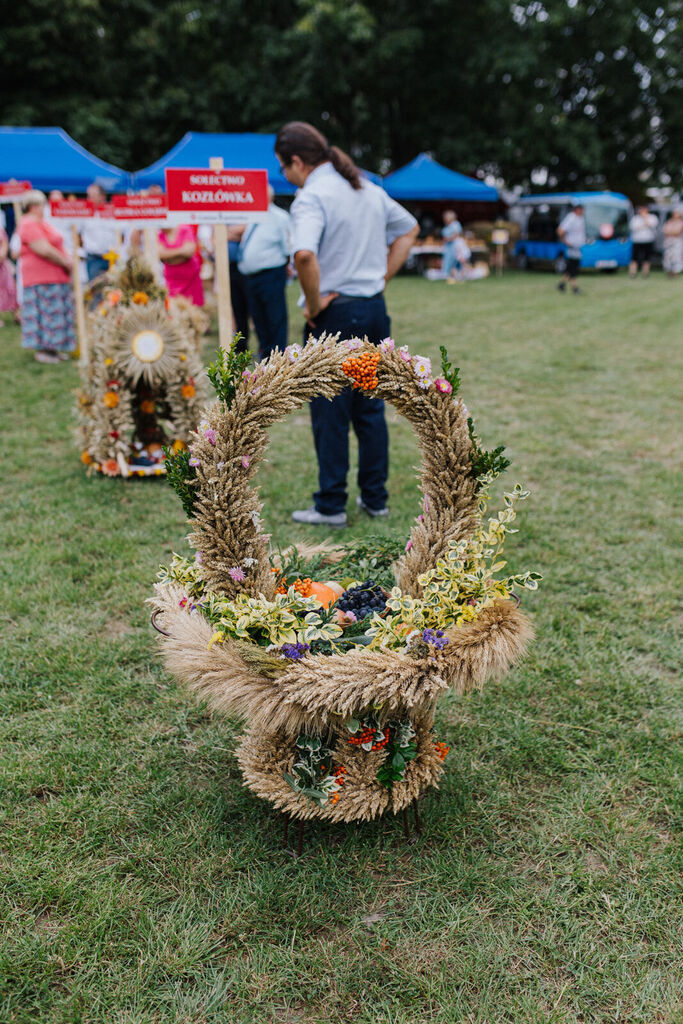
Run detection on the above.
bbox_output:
[1,0,680,194]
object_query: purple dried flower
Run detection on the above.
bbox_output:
[189,456,200,468]
[228,566,246,582]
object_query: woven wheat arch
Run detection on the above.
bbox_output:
[153,335,533,824]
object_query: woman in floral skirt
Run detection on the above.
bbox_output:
[18,190,76,363]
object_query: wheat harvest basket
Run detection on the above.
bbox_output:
[151,335,537,842]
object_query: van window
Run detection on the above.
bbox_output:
[584,204,629,241]
[526,205,567,241]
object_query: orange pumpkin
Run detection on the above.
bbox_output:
[308,581,339,609]
[322,580,344,598]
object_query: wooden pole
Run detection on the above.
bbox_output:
[209,156,232,352]
[143,226,160,279]
[71,223,88,365]
[497,242,504,276]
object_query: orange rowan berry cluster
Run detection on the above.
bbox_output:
[341,351,380,391]
[348,726,376,746]
[329,765,347,803]
[434,741,450,762]
[275,576,313,596]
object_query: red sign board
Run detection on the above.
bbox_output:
[0,180,32,202]
[164,168,268,224]
[50,199,96,219]
[112,194,167,221]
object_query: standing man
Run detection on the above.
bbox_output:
[275,121,419,528]
[629,205,658,278]
[236,187,291,360]
[80,182,118,282]
[556,202,586,294]
[441,209,462,283]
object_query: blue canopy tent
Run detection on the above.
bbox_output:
[0,126,131,193]
[132,133,296,195]
[383,153,498,201]
[132,132,383,195]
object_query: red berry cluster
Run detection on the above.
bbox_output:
[330,765,347,803]
[348,726,390,750]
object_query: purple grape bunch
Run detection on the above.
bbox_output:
[337,581,387,622]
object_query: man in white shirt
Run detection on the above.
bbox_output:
[276,121,419,527]
[235,187,291,359]
[557,202,586,294]
[629,205,658,278]
[80,182,118,281]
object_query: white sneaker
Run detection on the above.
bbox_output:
[356,496,389,518]
[291,506,347,528]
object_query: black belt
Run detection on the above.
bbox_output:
[331,291,383,306]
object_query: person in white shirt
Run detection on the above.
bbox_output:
[557,203,586,294]
[275,121,419,528]
[80,183,118,281]
[629,205,658,278]
[235,187,291,359]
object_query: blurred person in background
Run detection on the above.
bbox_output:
[80,182,118,281]
[661,209,683,278]
[441,209,463,282]
[0,223,19,324]
[629,205,658,278]
[158,223,204,306]
[557,202,585,295]
[235,186,291,359]
[18,190,75,363]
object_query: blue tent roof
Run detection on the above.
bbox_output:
[0,126,131,193]
[132,132,296,195]
[383,153,498,202]
[132,132,383,194]
[519,191,630,204]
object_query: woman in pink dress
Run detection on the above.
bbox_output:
[158,224,204,306]
[0,226,19,322]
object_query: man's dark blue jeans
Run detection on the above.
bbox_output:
[86,254,109,282]
[304,293,390,516]
[244,264,288,360]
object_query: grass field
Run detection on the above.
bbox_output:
[1,271,681,1024]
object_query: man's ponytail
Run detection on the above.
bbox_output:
[276,122,363,190]
[327,145,362,190]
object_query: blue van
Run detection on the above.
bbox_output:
[513,191,633,272]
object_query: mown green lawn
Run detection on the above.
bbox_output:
[1,270,680,1023]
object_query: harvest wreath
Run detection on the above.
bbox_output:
[77,258,208,478]
[151,335,540,838]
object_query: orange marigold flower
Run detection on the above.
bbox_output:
[172,439,187,452]
[103,391,119,408]
[81,451,94,465]
[100,458,120,477]
[140,399,156,414]
[132,291,149,305]
[107,289,122,307]
[181,383,195,399]
[104,357,114,366]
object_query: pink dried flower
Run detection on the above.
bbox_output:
[435,377,453,394]
[228,566,246,582]
[399,345,411,362]
[189,456,200,468]
[379,337,395,353]
[345,337,363,350]
[418,377,432,389]
[241,454,251,469]
[413,355,432,378]
[204,427,216,445]
[405,539,413,552]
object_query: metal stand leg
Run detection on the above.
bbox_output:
[413,798,422,836]
[402,806,411,840]
[296,818,304,857]
[283,813,289,849]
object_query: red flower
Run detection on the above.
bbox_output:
[109,430,120,439]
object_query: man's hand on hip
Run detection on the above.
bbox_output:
[305,291,339,326]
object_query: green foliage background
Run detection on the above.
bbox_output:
[0,0,681,192]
